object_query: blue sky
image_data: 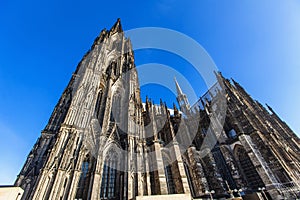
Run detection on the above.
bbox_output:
[0,0,300,184]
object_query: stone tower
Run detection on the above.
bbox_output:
[15,19,145,200]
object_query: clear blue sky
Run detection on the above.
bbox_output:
[0,0,299,184]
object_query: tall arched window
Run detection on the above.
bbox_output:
[112,93,121,123]
[162,152,176,194]
[100,150,118,199]
[234,145,264,190]
[165,165,176,194]
[76,156,91,200]
[95,90,103,118]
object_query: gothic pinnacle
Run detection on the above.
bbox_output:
[173,103,178,112]
[110,18,123,34]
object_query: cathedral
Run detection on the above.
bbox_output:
[15,19,300,200]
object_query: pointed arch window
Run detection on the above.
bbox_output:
[100,151,118,199]
[76,156,91,200]
[165,165,176,194]
[234,145,264,190]
[100,164,108,198]
[95,90,103,119]
[162,152,176,194]
[112,93,121,123]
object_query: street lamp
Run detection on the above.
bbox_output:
[238,189,243,197]
[233,188,243,197]
[205,190,215,200]
[258,187,267,200]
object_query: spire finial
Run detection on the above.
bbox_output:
[174,77,183,96]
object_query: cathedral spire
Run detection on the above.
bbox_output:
[174,77,190,114]
[174,77,183,96]
[110,18,123,34]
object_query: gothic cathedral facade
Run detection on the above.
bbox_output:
[15,20,300,200]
